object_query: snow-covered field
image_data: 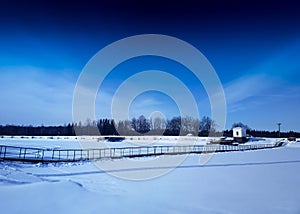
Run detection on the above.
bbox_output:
[0,136,300,214]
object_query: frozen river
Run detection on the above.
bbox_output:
[0,136,299,214]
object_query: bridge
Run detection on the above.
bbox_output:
[0,141,284,163]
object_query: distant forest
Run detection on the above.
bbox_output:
[0,116,299,138]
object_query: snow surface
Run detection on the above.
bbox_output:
[0,137,299,214]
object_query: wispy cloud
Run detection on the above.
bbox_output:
[95,70,200,121]
[224,39,300,114]
[131,98,162,108]
[0,66,78,125]
[224,74,272,113]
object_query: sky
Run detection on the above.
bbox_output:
[0,0,300,131]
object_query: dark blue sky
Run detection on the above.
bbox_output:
[0,0,300,131]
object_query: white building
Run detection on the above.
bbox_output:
[233,127,246,138]
[233,127,247,143]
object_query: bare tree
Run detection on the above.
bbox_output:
[131,115,150,134]
[199,116,216,136]
[181,116,199,136]
[231,122,251,130]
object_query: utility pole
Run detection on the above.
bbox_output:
[277,123,281,138]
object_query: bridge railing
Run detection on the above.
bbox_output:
[0,142,281,163]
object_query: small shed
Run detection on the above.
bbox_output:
[233,127,247,143]
[233,127,246,138]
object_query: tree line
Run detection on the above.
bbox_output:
[0,116,212,136]
[0,116,299,138]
